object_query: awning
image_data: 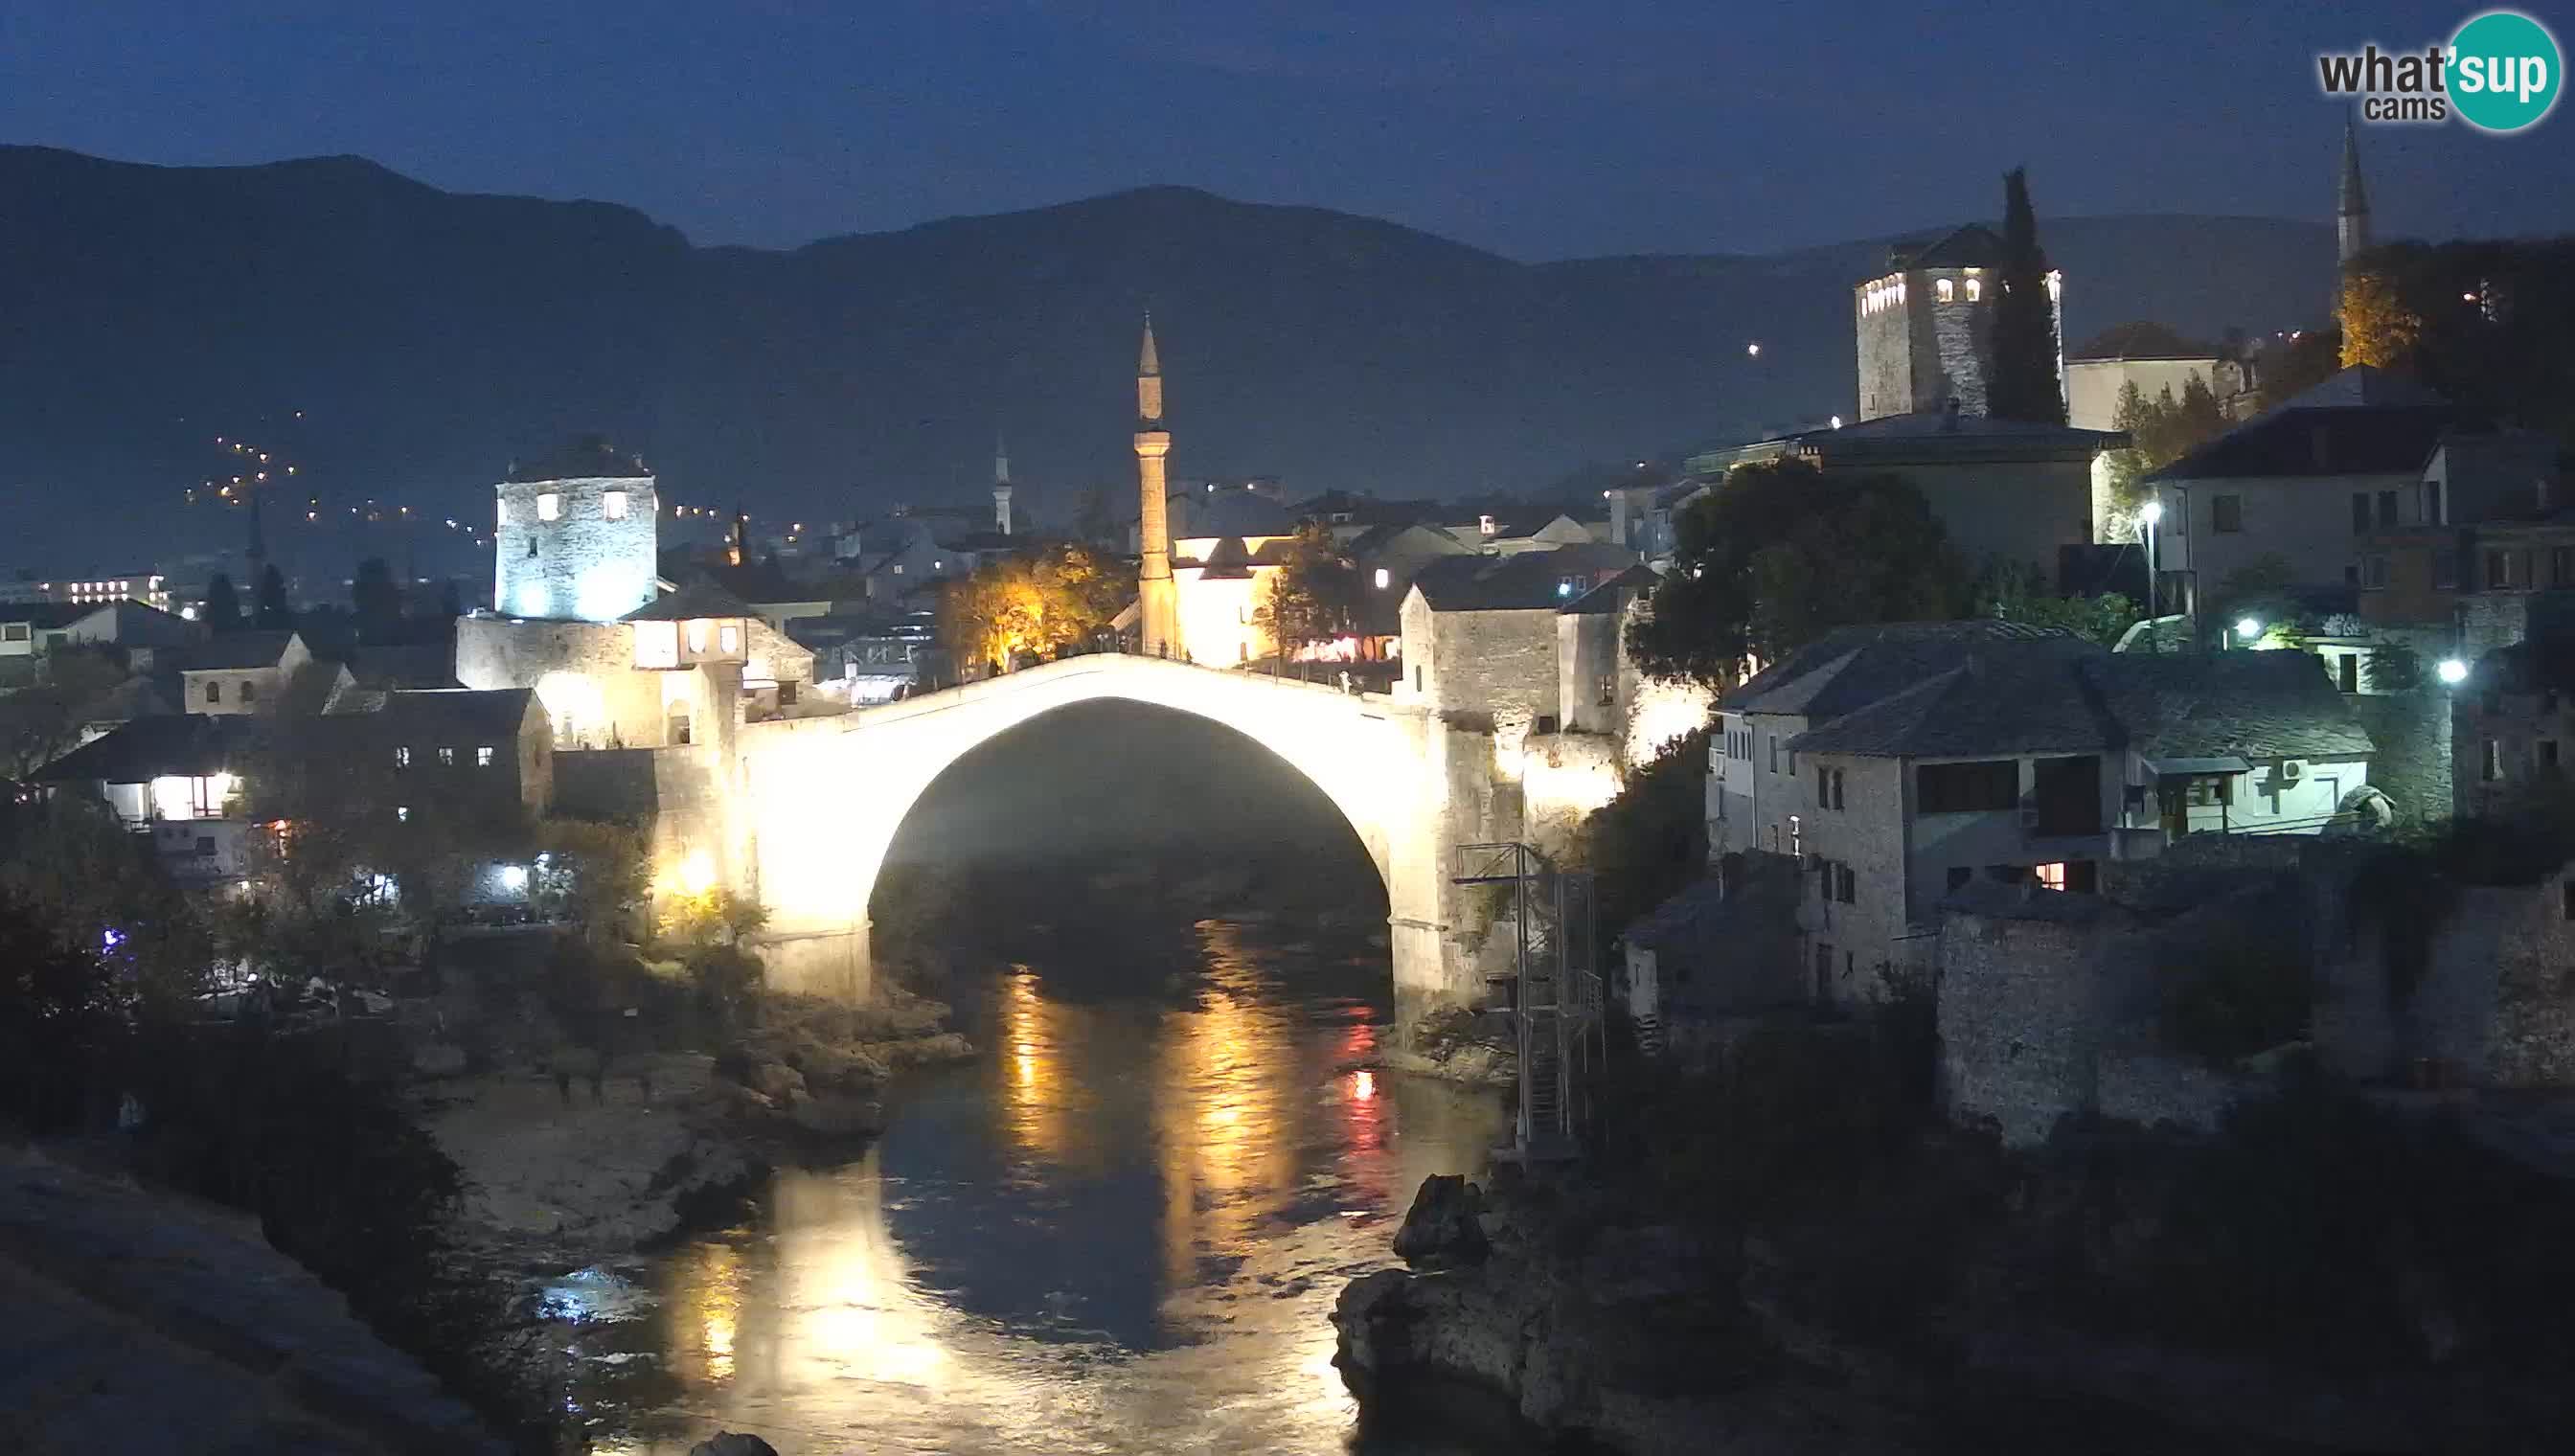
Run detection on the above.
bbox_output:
[2144,755,2251,776]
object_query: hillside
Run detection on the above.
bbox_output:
[0,146,2336,573]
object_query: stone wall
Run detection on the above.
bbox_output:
[2095,1047,2250,1135]
[1937,896,2137,1147]
[1426,606,1561,749]
[1929,286,1993,418]
[2350,687,2450,826]
[2411,875,2575,1086]
[493,473,658,623]
[455,615,668,749]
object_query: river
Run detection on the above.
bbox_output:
[553,911,1522,1455]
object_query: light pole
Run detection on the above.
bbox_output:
[2139,498,2163,652]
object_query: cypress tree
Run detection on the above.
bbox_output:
[201,573,242,632]
[254,564,292,629]
[1989,168,2066,424]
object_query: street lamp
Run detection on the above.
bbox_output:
[2437,657,2469,685]
[2234,617,2262,647]
[2139,500,2164,650]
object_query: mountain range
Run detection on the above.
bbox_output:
[0,146,2340,576]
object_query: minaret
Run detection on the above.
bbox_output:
[992,434,1014,536]
[2337,119,2372,268]
[1133,313,1181,659]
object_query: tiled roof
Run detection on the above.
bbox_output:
[1410,544,1638,611]
[1561,565,1662,616]
[1887,223,2007,271]
[177,630,300,671]
[622,583,758,622]
[1785,654,2122,758]
[0,602,98,629]
[356,688,538,742]
[1727,621,2096,720]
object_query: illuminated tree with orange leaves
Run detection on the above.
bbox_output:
[937,543,1127,674]
[2339,268,2423,370]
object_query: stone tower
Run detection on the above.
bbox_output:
[992,434,1014,536]
[2337,119,2372,268]
[493,435,657,622]
[1853,224,2058,421]
[1133,314,1181,659]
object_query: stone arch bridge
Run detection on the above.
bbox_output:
[727,654,1623,1036]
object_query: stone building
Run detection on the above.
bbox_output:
[492,437,658,624]
[175,630,310,715]
[2453,638,2575,820]
[1854,224,2062,422]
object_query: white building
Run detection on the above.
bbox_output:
[176,630,311,715]
[1713,623,2375,1003]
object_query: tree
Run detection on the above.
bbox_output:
[436,580,465,620]
[202,573,242,633]
[936,542,1128,672]
[351,557,402,644]
[254,564,292,630]
[2100,376,2229,524]
[1988,167,2065,424]
[1253,521,1362,673]
[2339,266,2425,371]
[1629,458,1967,684]
[0,646,128,779]
[2255,327,2344,413]
[1977,564,2139,647]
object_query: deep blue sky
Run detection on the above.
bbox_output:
[4,1,2570,257]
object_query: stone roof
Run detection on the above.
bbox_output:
[2068,322,2222,362]
[1784,644,2374,764]
[343,687,537,743]
[1727,621,2096,720]
[0,602,98,629]
[1409,544,1638,612]
[622,582,758,622]
[176,630,300,672]
[1561,565,1662,616]
[1886,223,2007,272]
[505,435,649,483]
[2091,651,2374,762]
[37,713,265,784]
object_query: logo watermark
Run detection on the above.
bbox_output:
[2317,9,2561,131]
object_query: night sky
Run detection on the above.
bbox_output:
[5,1,2570,260]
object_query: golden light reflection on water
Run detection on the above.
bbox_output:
[585,923,1512,1454]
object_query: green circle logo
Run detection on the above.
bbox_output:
[2450,11,2562,132]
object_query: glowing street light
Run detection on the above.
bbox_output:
[2235,617,2262,642]
[2437,657,2470,686]
[1745,341,1762,357]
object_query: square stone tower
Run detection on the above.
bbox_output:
[1855,224,2061,421]
[494,436,659,622]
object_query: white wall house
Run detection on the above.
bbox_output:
[1715,625,2375,1003]
[177,630,311,715]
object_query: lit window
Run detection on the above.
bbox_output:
[2036,862,2068,892]
[437,746,455,766]
[1966,278,1983,303]
[536,492,561,521]
[1375,567,1391,590]
[497,499,509,526]
[1936,278,1954,303]
[719,624,740,654]
[687,619,709,653]
[394,746,410,767]
[397,806,411,823]
[603,489,628,520]
[476,745,495,766]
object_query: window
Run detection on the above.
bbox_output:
[536,492,562,521]
[1830,767,1845,809]
[2365,554,2390,588]
[2211,494,2243,534]
[437,746,455,766]
[1936,278,1954,303]
[2433,551,2458,590]
[2339,653,2359,694]
[603,489,628,520]
[1597,674,1616,706]
[1835,863,1856,903]
[1374,567,1390,590]
[2377,489,2399,527]
[1965,278,1982,302]
[2541,739,2561,774]
[2425,480,2443,523]
[476,745,495,767]
[497,500,509,526]
[2483,739,2502,783]
[1916,760,2018,813]
[2352,492,2372,534]
[1,623,26,642]
[1413,667,1424,693]
[394,746,411,768]
[1817,764,1829,807]
[2554,547,2575,587]
[719,624,741,655]
[205,680,221,704]
[687,619,709,653]
[2486,550,2512,590]
[1768,737,1778,774]
[1789,814,1802,859]
[2035,862,2068,892]
[238,680,256,704]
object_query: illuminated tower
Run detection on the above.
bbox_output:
[1134,314,1181,659]
[2337,120,2371,269]
[993,434,1014,536]
[492,435,657,622]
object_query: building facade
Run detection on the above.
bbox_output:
[493,438,659,624]
[1855,224,2062,422]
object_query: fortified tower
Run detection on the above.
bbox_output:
[2337,119,2372,269]
[1853,224,2062,421]
[1133,315,1182,659]
[493,435,657,622]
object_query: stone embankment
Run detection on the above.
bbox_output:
[0,1150,507,1454]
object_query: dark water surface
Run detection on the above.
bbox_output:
[560,915,1520,1454]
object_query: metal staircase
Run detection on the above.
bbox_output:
[1453,842,1604,1163]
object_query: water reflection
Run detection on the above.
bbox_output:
[573,917,1516,1454]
